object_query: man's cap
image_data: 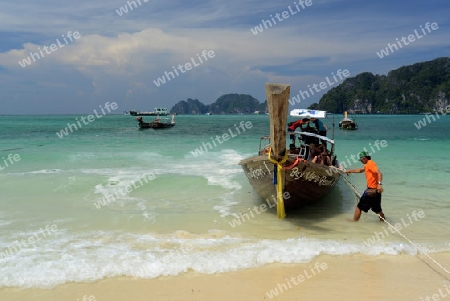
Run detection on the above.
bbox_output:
[358,151,370,159]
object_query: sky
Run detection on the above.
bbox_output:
[0,0,449,114]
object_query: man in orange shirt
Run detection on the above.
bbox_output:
[346,151,385,221]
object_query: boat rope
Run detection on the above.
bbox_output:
[267,147,289,219]
[341,175,362,203]
[341,175,450,275]
[282,157,299,170]
[379,216,450,274]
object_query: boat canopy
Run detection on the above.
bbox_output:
[290,109,327,119]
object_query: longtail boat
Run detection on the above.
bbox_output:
[136,114,175,129]
[339,111,358,130]
[239,83,343,218]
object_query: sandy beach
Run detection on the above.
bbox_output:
[2,253,449,301]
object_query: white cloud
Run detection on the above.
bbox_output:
[0,0,449,113]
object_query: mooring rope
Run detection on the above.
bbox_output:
[341,175,361,202]
[379,216,450,274]
[267,147,289,219]
[341,174,450,275]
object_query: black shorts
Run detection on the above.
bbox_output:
[357,190,382,213]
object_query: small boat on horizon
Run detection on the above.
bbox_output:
[130,108,169,116]
[339,111,358,130]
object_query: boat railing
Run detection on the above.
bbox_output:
[258,136,271,156]
[291,130,335,145]
[258,130,334,159]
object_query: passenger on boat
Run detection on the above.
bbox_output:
[289,144,300,155]
[300,122,318,146]
[310,117,328,147]
[311,152,331,166]
[288,118,309,144]
[309,143,324,159]
[310,117,327,137]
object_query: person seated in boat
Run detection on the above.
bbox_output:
[289,143,300,155]
[312,150,331,166]
[309,143,324,159]
[321,150,332,166]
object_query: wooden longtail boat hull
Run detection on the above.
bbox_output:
[339,120,358,130]
[138,122,175,129]
[239,155,341,209]
[136,115,175,129]
[339,111,358,130]
[240,83,341,217]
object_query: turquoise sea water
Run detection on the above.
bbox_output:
[0,113,449,288]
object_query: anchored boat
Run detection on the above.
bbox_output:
[339,111,358,130]
[136,114,175,129]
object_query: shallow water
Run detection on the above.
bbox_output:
[0,114,449,288]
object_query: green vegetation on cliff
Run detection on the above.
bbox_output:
[309,57,450,114]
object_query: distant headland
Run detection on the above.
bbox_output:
[170,94,267,115]
[168,57,449,115]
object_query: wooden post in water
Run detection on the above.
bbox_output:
[265,83,290,219]
[265,83,290,160]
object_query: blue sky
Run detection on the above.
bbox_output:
[0,0,449,114]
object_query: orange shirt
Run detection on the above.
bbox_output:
[364,160,379,188]
[288,120,304,131]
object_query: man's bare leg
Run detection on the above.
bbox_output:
[377,211,385,222]
[353,207,362,221]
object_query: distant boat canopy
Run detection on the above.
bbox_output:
[290,109,327,119]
